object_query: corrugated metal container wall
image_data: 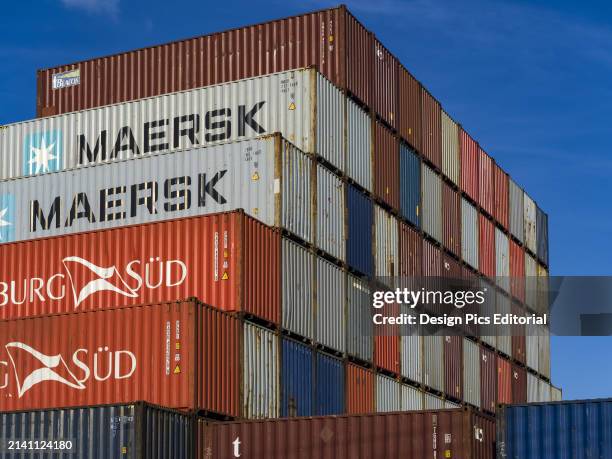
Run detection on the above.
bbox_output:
[536,206,549,266]
[479,214,495,279]
[376,375,401,412]
[347,274,373,362]
[511,364,527,404]
[480,346,497,413]
[373,38,398,129]
[442,181,461,256]
[441,110,460,185]
[493,164,509,230]
[463,338,481,408]
[281,338,313,417]
[315,352,345,415]
[480,282,496,350]
[400,317,422,383]
[0,301,241,415]
[0,403,192,459]
[496,292,512,357]
[0,135,312,246]
[399,222,422,278]
[445,400,462,409]
[317,164,346,261]
[462,198,479,270]
[423,335,444,393]
[398,67,422,151]
[346,184,374,276]
[510,240,526,303]
[374,204,399,279]
[374,122,400,210]
[525,253,537,309]
[197,408,496,458]
[345,9,374,108]
[244,323,280,419]
[422,164,443,243]
[444,335,463,400]
[422,239,442,280]
[539,379,552,402]
[537,263,549,314]
[496,228,510,292]
[478,148,494,216]
[527,373,538,403]
[347,100,373,192]
[400,384,423,411]
[539,325,551,379]
[315,257,346,353]
[524,192,537,254]
[497,357,512,404]
[282,238,314,340]
[497,399,612,459]
[511,303,526,365]
[551,386,562,401]
[421,89,442,169]
[509,179,524,243]
[460,129,479,202]
[10,68,341,182]
[0,211,280,323]
[346,363,374,414]
[374,331,400,375]
[399,143,421,227]
[424,394,445,410]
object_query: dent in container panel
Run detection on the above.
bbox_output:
[509,178,524,243]
[460,128,479,203]
[421,163,442,243]
[282,238,314,340]
[317,164,346,261]
[442,181,461,257]
[347,100,373,192]
[315,257,346,353]
[478,148,494,216]
[347,184,374,277]
[462,198,479,270]
[374,122,400,210]
[346,363,374,414]
[524,191,537,254]
[493,163,509,230]
[376,374,401,412]
[480,346,497,413]
[373,38,398,129]
[315,352,345,415]
[281,338,313,417]
[421,88,442,169]
[441,110,460,185]
[444,335,463,400]
[399,143,421,227]
[347,274,373,362]
[398,66,422,151]
[479,214,495,279]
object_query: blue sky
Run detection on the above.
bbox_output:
[1,0,611,400]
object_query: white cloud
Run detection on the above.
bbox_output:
[60,0,119,16]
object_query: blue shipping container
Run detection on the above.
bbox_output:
[281,338,314,417]
[315,352,345,415]
[498,399,612,459]
[0,403,192,458]
[400,144,421,227]
[536,206,549,266]
[346,184,374,276]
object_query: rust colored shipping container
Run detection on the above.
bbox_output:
[198,408,496,458]
[444,336,463,400]
[37,6,375,117]
[498,357,512,404]
[479,214,496,279]
[373,38,398,129]
[442,253,462,279]
[423,239,442,277]
[421,89,442,169]
[0,212,280,323]
[480,346,497,414]
[478,148,494,216]
[374,121,400,210]
[442,181,461,257]
[398,66,422,151]
[0,300,241,416]
[511,302,526,365]
[399,222,422,277]
[460,129,479,203]
[511,364,527,404]
[374,328,400,376]
[346,363,375,414]
[510,239,526,303]
[493,164,509,230]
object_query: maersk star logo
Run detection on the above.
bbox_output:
[0,195,15,243]
[23,130,63,176]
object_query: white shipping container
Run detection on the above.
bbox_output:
[315,257,346,353]
[317,164,346,261]
[524,192,537,254]
[509,179,524,243]
[538,325,551,379]
[400,312,422,384]
[421,164,442,243]
[461,198,479,270]
[526,322,539,373]
[0,68,345,180]
[401,384,423,411]
[445,400,461,409]
[376,374,401,413]
[525,253,537,310]
[282,238,314,340]
[347,101,372,191]
[424,393,445,410]
[441,111,459,185]
[347,274,373,361]
[495,227,510,292]
[463,338,481,408]
[374,204,399,283]
[551,386,562,402]
[423,335,444,393]
[527,373,538,403]
[539,379,552,402]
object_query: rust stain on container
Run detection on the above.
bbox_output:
[374,121,400,210]
[346,363,374,414]
[479,214,495,279]
[460,128,479,203]
[398,66,422,151]
[444,335,463,400]
[478,148,494,216]
[442,181,461,257]
[493,163,509,230]
[421,88,442,169]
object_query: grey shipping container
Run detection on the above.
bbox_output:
[0,402,192,458]
[374,204,399,282]
[524,192,537,254]
[461,198,479,270]
[401,384,423,411]
[525,322,539,374]
[282,238,314,340]
[424,393,445,410]
[527,373,538,403]
[525,253,537,309]
[421,164,442,243]
[463,338,481,408]
[316,164,346,261]
[445,400,462,409]
[441,110,459,185]
[347,274,373,361]
[347,100,372,192]
[423,335,444,392]
[539,379,552,402]
[315,257,346,352]
[536,206,549,266]
[495,227,510,292]
[243,322,280,419]
[0,134,313,245]
[509,179,524,243]
[496,292,512,357]
[538,325,551,379]
[2,68,344,181]
[376,374,401,413]
[400,314,422,384]
[551,386,562,401]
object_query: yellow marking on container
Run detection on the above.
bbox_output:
[252,171,260,181]
[174,365,181,374]
[222,272,229,280]
[122,447,128,454]
[224,250,229,258]
[444,450,452,458]
[175,342,181,350]
[289,102,296,110]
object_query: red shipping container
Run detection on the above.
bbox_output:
[479,214,495,279]
[346,363,374,414]
[374,122,400,210]
[399,222,422,277]
[498,357,512,404]
[510,239,526,303]
[493,164,510,230]
[480,346,497,414]
[444,335,463,400]
[442,182,461,257]
[0,212,280,323]
[478,148,494,216]
[374,38,399,129]
[421,89,442,169]
[511,302,526,364]
[398,67,422,151]
[511,364,527,404]
[374,303,400,375]
[460,129,479,203]
[0,300,241,415]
